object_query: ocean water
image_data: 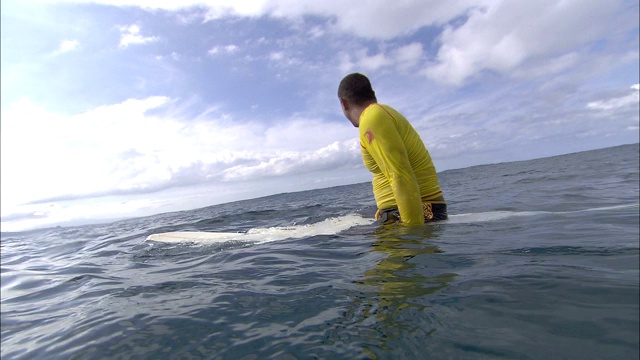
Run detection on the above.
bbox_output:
[1,143,638,360]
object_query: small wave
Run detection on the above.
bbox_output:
[446,211,548,224]
[578,203,639,213]
[446,203,638,224]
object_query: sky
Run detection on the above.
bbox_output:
[1,0,639,232]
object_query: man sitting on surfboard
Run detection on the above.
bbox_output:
[338,73,447,225]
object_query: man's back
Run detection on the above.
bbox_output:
[359,104,444,213]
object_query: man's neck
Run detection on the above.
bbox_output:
[354,100,377,120]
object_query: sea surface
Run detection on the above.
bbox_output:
[1,143,638,360]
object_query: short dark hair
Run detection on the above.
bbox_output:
[338,73,377,105]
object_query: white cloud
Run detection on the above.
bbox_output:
[339,43,425,73]
[38,0,475,39]
[55,39,80,54]
[36,0,635,87]
[422,0,632,86]
[262,1,480,39]
[118,24,159,48]
[0,96,359,210]
[208,44,239,55]
[268,52,284,61]
[358,52,391,72]
[1,97,175,207]
[395,43,424,69]
[587,84,640,111]
[220,140,360,181]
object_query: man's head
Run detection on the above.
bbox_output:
[338,73,377,105]
[338,73,377,127]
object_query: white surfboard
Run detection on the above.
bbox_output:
[146,214,374,244]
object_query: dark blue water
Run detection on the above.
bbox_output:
[2,143,638,359]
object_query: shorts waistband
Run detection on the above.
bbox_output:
[375,201,448,224]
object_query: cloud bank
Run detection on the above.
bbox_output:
[38,0,637,86]
[1,96,361,210]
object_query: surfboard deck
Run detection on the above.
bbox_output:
[146,214,375,244]
[146,231,254,243]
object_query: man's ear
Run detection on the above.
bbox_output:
[339,97,349,111]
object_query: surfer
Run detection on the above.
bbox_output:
[338,73,447,225]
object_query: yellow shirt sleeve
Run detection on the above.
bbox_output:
[359,105,424,225]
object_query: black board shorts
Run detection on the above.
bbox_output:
[377,203,448,225]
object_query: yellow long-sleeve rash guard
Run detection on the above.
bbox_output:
[359,104,444,225]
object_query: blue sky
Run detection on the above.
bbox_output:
[2,0,639,231]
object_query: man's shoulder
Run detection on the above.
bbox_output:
[361,103,408,128]
[361,104,390,124]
